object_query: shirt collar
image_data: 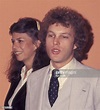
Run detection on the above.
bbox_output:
[49,58,76,78]
[21,66,33,80]
[49,58,76,71]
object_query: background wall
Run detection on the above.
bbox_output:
[0,0,100,106]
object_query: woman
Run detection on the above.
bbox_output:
[4,17,50,110]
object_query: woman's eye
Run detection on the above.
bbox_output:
[18,39,24,43]
[11,39,14,44]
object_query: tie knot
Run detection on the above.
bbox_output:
[52,69,60,78]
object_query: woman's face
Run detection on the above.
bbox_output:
[11,32,40,65]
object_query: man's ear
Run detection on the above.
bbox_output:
[73,44,77,50]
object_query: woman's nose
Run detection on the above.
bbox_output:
[12,42,19,49]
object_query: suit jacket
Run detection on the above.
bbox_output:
[4,78,26,110]
[26,59,100,110]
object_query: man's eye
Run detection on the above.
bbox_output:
[62,36,69,39]
[47,34,53,38]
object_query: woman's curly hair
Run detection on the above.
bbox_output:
[39,7,94,62]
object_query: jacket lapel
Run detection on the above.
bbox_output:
[30,66,50,110]
[12,83,26,106]
[69,78,90,110]
[4,79,20,106]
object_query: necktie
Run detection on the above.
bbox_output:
[48,69,60,107]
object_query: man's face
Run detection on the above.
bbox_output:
[46,23,76,68]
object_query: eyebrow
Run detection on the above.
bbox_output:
[11,37,24,40]
[47,30,72,36]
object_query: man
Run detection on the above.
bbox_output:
[26,7,100,110]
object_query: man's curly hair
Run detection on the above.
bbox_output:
[39,7,94,62]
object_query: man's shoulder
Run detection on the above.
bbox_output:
[34,65,50,73]
[75,59,94,69]
[75,59,100,84]
[28,65,50,80]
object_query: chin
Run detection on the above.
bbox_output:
[51,59,61,63]
[16,58,23,62]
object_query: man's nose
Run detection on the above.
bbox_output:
[53,37,60,45]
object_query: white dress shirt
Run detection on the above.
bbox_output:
[49,58,76,90]
[8,66,33,106]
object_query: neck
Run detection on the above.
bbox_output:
[23,64,32,79]
[51,57,73,69]
[25,64,32,71]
